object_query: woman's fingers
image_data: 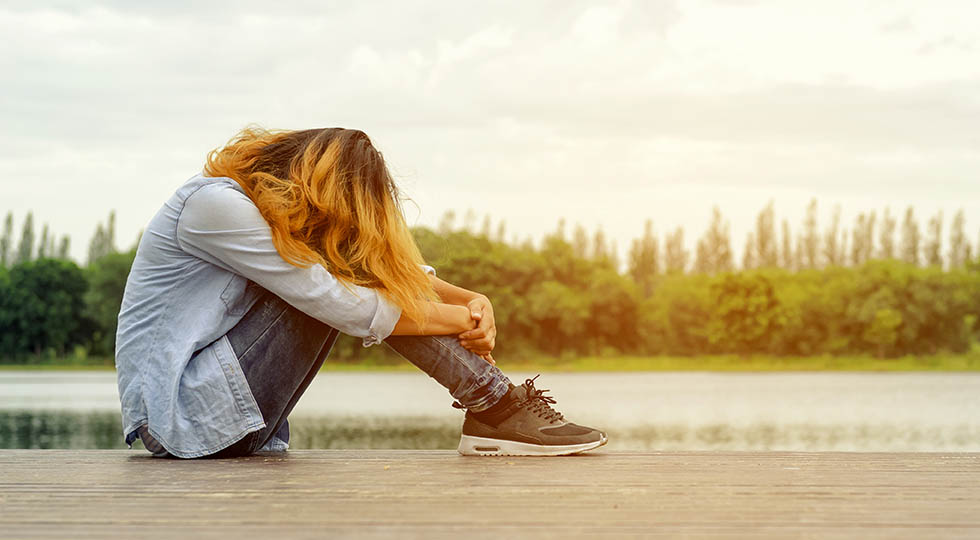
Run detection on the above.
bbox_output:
[459,306,489,340]
[459,340,495,358]
[458,334,494,350]
[458,326,487,340]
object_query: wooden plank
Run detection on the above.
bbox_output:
[1,450,978,539]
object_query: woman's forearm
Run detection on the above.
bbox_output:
[428,274,484,306]
[389,301,475,336]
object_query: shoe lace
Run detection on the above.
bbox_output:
[451,375,565,423]
[518,375,565,423]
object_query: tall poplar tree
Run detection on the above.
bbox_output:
[88,210,120,265]
[58,236,71,260]
[862,211,876,263]
[479,215,492,239]
[462,209,477,232]
[87,224,106,266]
[694,207,733,274]
[900,207,920,266]
[948,210,967,268]
[878,207,896,259]
[754,202,778,268]
[800,199,819,269]
[823,206,843,267]
[437,210,455,235]
[663,227,688,274]
[780,219,793,270]
[850,211,875,266]
[0,212,12,268]
[15,212,34,264]
[840,227,849,267]
[628,220,659,297]
[742,232,755,270]
[592,228,613,267]
[924,211,943,267]
[572,224,589,259]
[38,224,50,259]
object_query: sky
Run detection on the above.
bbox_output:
[1,0,978,264]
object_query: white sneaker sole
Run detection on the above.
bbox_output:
[457,433,608,456]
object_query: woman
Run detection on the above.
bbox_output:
[115,127,606,458]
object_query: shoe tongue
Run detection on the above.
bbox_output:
[509,384,529,402]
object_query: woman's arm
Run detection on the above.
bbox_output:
[389,301,476,336]
[428,274,485,305]
[425,274,497,362]
[177,183,403,347]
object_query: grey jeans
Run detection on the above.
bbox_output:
[140,288,511,458]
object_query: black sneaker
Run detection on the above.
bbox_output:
[456,375,607,456]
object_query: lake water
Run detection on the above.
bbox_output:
[2,371,978,452]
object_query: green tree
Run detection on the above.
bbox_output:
[38,224,50,259]
[663,227,688,274]
[863,308,902,358]
[850,211,875,266]
[924,211,943,267]
[495,221,507,244]
[572,224,589,259]
[0,259,89,358]
[15,212,34,264]
[706,272,782,355]
[0,269,12,355]
[437,210,456,235]
[823,206,843,267]
[479,215,492,239]
[948,209,967,268]
[878,207,896,259]
[638,273,712,355]
[57,236,71,260]
[85,250,137,355]
[591,229,614,269]
[628,220,659,297]
[754,201,778,268]
[780,219,793,271]
[694,207,733,274]
[0,212,12,268]
[799,199,819,269]
[742,232,755,270]
[87,210,119,265]
[900,207,920,266]
[585,268,639,354]
[527,280,589,355]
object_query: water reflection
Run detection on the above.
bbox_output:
[0,410,130,450]
[4,410,978,452]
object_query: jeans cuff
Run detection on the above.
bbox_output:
[466,376,511,412]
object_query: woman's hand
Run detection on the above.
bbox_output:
[390,302,476,337]
[458,295,497,365]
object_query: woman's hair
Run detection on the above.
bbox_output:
[204,126,437,324]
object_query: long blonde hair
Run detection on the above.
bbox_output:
[204,126,436,323]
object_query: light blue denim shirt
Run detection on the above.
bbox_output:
[116,173,433,458]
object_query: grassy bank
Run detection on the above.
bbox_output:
[488,353,980,372]
[2,353,979,372]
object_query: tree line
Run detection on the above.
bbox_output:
[0,211,127,360]
[0,202,978,363]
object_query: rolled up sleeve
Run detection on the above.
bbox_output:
[176,183,403,346]
[364,294,402,347]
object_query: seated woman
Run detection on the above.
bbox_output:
[115,127,606,458]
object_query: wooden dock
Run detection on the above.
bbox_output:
[1,450,978,539]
